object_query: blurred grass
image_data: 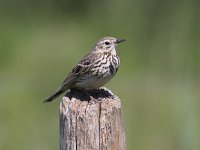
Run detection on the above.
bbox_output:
[0,0,200,150]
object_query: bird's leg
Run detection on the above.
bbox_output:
[88,88,104,103]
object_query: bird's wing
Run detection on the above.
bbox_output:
[60,52,98,90]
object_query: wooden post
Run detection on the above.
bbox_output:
[60,87,126,150]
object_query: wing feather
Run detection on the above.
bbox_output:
[60,52,99,90]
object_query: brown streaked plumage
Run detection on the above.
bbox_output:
[44,37,126,102]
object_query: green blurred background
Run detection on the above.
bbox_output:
[0,0,200,149]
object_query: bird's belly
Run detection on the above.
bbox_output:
[74,56,119,90]
[74,73,115,90]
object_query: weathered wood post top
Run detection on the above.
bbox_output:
[60,87,126,150]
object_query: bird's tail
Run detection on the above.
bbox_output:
[44,88,64,103]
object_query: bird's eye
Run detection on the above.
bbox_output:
[105,41,110,45]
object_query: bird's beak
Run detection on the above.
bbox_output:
[116,38,126,44]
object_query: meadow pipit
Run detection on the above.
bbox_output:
[44,37,126,102]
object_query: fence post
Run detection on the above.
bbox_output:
[60,87,126,150]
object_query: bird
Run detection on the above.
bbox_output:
[44,37,126,102]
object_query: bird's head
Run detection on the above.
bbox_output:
[94,37,126,52]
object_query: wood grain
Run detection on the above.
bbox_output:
[60,87,126,150]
